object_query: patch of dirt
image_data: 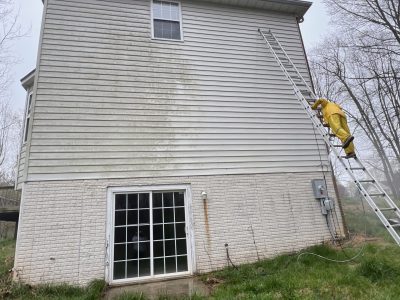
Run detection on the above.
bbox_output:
[332,234,384,249]
[204,276,223,289]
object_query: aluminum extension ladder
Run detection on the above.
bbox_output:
[258,28,400,246]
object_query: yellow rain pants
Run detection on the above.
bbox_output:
[311,98,355,155]
[327,114,355,155]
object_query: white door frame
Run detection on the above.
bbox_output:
[105,184,195,285]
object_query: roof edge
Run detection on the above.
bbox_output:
[21,69,36,91]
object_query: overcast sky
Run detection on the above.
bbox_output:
[9,0,330,112]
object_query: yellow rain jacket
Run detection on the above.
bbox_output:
[311,98,345,124]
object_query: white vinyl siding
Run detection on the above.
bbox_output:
[26,0,325,181]
[16,144,26,189]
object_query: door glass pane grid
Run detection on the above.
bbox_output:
[152,191,188,275]
[113,190,188,281]
[113,193,151,280]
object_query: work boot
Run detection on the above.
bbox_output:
[343,136,354,148]
[345,152,356,159]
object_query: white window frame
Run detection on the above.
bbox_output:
[105,184,195,285]
[23,91,33,144]
[150,0,184,41]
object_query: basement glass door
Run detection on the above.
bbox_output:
[112,191,189,281]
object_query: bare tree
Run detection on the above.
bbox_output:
[309,1,400,198]
[0,99,20,184]
[0,0,23,184]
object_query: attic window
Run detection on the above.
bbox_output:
[152,0,182,41]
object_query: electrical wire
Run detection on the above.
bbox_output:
[297,185,368,263]
[225,243,238,270]
[309,112,343,240]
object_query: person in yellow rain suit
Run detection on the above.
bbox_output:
[311,98,356,159]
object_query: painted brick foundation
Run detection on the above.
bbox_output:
[14,172,343,285]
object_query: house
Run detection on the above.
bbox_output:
[14,0,344,286]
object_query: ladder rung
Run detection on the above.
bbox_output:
[389,218,400,225]
[300,90,311,94]
[323,124,330,127]
[359,180,375,183]
[379,207,397,212]
[332,144,342,147]
[391,224,400,228]
[370,193,386,197]
[350,167,365,170]
[329,134,336,137]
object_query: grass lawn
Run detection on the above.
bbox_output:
[204,242,400,300]
[0,196,399,299]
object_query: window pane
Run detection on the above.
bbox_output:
[114,227,126,243]
[139,209,150,224]
[165,240,175,256]
[176,223,185,238]
[139,259,151,277]
[163,20,172,39]
[170,21,181,40]
[127,210,138,225]
[170,3,180,20]
[164,224,175,239]
[127,260,138,278]
[153,209,163,224]
[176,239,187,255]
[28,94,33,111]
[127,226,138,242]
[153,241,164,257]
[24,117,30,142]
[115,211,126,226]
[139,242,150,258]
[174,192,184,206]
[113,262,125,279]
[153,20,180,40]
[154,258,164,275]
[127,243,139,260]
[139,225,150,241]
[163,192,173,207]
[154,20,163,39]
[153,224,163,240]
[164,208,174,223]
[115,194,126,210]
[175,207,185,222]
[128,194,138,209]
[177,256,188,272]
[165,257,176,273]
[153,1,162,18]
[114,243,126,261]
[139,193,150,208]
[153,193,162,208]
[160,1,171,19]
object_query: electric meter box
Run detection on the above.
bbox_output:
[311,179,328,199]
